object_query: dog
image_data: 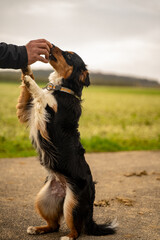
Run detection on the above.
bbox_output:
[16,44,117,239]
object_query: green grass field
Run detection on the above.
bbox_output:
[0,82,160,157]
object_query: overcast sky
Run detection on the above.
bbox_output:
[1,0,160,81]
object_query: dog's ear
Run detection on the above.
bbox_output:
[79,70,90,87]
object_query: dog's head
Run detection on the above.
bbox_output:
[49,44,90,97]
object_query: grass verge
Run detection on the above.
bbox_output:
[0,83,160,157]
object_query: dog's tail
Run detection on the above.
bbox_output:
[84,217,118,236]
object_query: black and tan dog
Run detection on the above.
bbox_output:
[16,44,117,240]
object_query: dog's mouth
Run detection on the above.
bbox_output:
[49,53,57,62]
[49,44,57,62]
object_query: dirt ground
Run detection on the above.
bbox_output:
[0,151,160,240]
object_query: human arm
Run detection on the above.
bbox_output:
[0,43,27,69]
[0,39,52,69]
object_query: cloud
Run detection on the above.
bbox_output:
[1,0,160,80]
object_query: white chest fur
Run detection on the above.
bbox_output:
[30,89,57,144]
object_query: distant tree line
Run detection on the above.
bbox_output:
[90,73,160,87]
[0,70,159,87]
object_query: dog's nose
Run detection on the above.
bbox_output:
[50,44,55,56]
[50,44,55,52]
[51,44,55,48]
[49,44,58,62]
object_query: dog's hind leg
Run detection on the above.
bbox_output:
[27,178,64,235]
[61,187,82,240]
[16,66,34,123]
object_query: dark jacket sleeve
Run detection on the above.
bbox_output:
[0,42,28,69]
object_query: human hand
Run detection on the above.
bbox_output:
[26,39,52,65]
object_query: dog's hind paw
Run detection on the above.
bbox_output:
[27,226,38,235]
[60,237,74,240]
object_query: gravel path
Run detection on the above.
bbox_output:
[0,151,160,240]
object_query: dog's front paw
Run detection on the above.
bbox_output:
[27,226,38,235]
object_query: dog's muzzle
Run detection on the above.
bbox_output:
[49,44,57,62]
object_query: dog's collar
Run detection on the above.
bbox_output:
[45,83,80,100]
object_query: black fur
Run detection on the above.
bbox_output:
[26,48,116,237]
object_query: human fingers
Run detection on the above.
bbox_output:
[26,39,52,64]
[36,43,50,53]
[33,39,52,49]
[37,55,49,64]
[37,48,50,60]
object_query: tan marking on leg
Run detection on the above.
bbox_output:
[29,179,64,235]
[63,187,79,239]
[37,122,50,142]
[16,66,34,123]
[53,104,57,112]
[16,85,31,123]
